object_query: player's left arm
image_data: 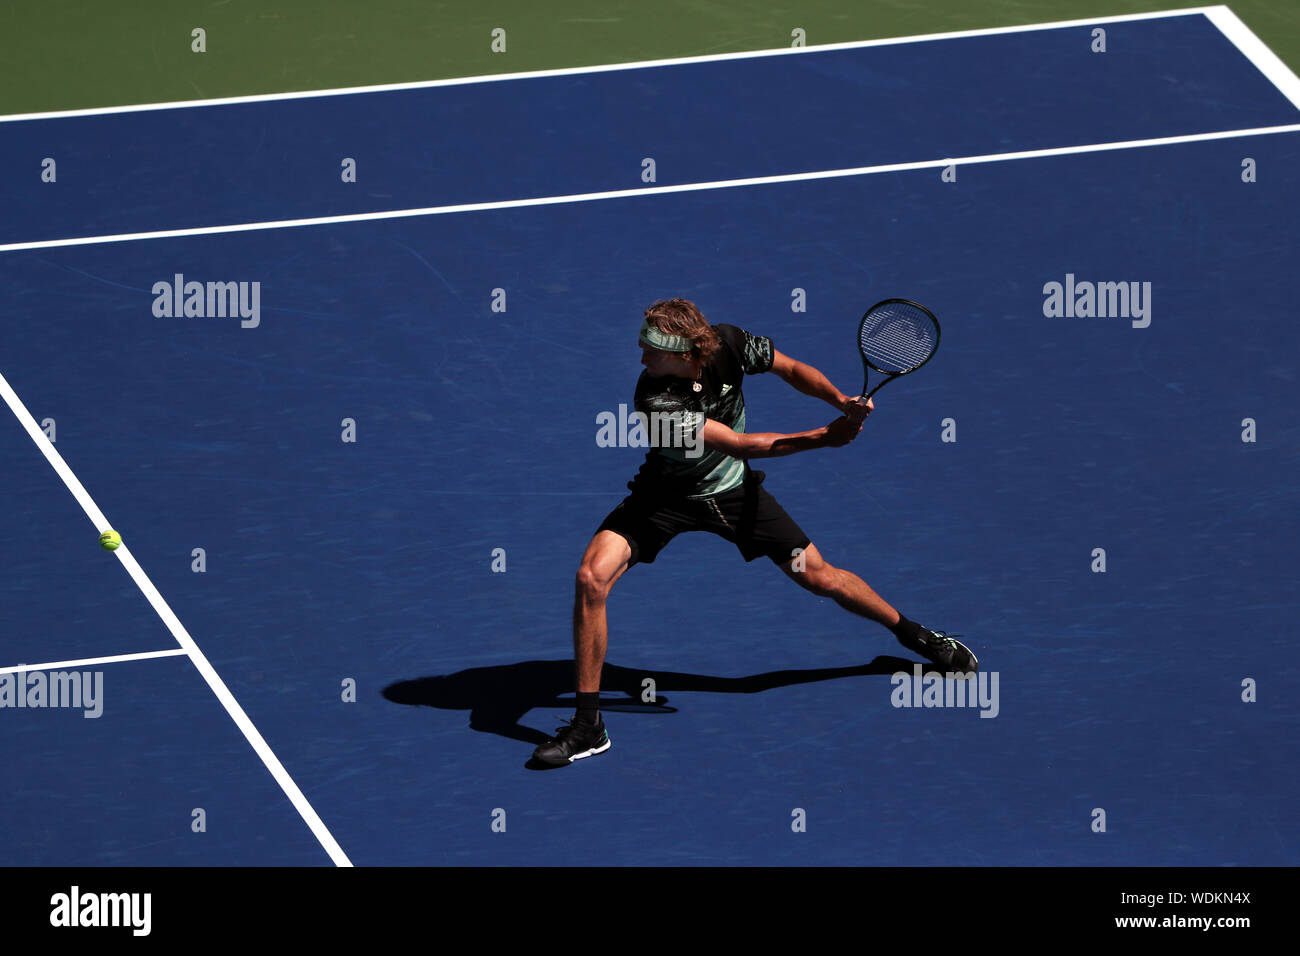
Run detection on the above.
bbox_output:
[769,349,872,419]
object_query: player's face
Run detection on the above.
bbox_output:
[640,344,697,379]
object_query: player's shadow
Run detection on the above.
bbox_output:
[382,656,912,768]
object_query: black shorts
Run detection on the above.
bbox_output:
[596,471,812,568]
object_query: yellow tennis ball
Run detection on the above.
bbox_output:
[99,530,122,551]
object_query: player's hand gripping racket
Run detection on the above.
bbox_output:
[848,299,940,419]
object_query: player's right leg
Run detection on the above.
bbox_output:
[573,530,632,694]
[531,531,630,766]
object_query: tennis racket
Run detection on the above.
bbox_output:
[850,298,940,416]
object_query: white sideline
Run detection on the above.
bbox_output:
[1204,7,1300,111]
[0,370,353,867]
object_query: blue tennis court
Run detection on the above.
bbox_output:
[2,8,1297,866]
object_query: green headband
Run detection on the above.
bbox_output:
[638,319,694,353]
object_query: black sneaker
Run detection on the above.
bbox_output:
[899,627,978,674]
[532,715,611,766]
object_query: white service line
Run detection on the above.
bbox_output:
[0,6,1224,123]
[1205,7,1300,111]
[1,120,1297,256]
[0,370,353,868]
[1,649,188,675]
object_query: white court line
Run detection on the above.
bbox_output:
[0,370,353,868]
[1205,7,1300,111]
[1,649,189,675]
[0,6,1223,123]
[1,121,1297,256]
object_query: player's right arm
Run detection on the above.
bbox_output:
[699,416,861,459]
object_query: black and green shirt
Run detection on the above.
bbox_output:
[627,324,774,499]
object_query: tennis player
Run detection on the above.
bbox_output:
[533,298,977,765]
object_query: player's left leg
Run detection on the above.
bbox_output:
[719,476,977,672]
[779,542,900,625]
[779,543,978,673]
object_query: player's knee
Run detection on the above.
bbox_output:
[796,563,839,597]
[575,562,612,602]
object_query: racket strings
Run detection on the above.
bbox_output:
[860,314,935,372]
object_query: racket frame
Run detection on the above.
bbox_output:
[856,297,941,403]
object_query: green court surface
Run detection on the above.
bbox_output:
[3,2,1298,114]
